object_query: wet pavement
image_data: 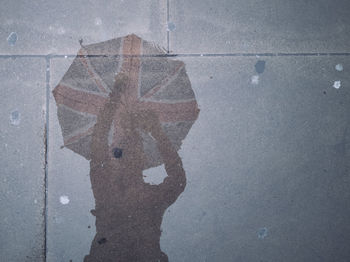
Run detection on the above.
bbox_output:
[1,1,350,261]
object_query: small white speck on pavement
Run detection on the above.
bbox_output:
[59,195,70,205]
[335,64,343,72]
[251,75,259,85]
[333,81,341,89]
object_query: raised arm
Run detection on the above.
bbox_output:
[132,110,186,205]
[154,129,186,205]
[90,74,127,165]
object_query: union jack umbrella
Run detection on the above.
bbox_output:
[53,34,200,169]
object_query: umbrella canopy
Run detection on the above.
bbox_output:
[53,34,199,169]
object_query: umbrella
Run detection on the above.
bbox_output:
[53,34,199,169]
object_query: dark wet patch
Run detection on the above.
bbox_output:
[88,225,91,229]
[167,22,176,31]
[113,147,123,158]
[323,91,327,95]
[98,238,107,245]
[57,35,198,261]
[255,60,266,74]
[209,76,213,79]
[258,227,268,239]
[10,110,21,125]
[7,32,17,45]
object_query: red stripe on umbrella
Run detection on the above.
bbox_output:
[53,84,107,115]
[53,34,199,168]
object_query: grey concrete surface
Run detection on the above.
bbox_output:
[0,58,46,261]
[47,55,350,261]
[0,0,167,55]
[1,0,350,261]
[160,56,350,262]
[169,0,350,54]
[47,58,95,262]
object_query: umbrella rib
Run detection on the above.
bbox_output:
[63,125,95,146]
[78,48,110,94]
[58,81,109,98]
[58,103,98,119]
[141,62,185,100]
[54,84,107,115]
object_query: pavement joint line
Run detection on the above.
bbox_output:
[0,52,350,59]
[44,56,50,262]
[167,0,170,53]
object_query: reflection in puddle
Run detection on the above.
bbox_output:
[53,34,199,261]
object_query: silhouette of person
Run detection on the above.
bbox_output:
[84,74,186,262]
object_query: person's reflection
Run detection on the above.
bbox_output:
[84,74,186,262]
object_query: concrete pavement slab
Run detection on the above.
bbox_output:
[0,58,46,261]
[0,0,167,55]
[169,0,350,54]
[47,54,350,261]
[47,57,94,262]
